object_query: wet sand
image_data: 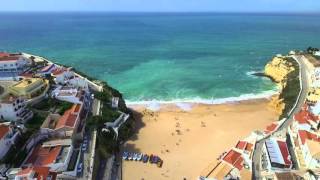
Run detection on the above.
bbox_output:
[122,99,278,180]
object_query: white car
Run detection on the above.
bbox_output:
[77,163,83,173]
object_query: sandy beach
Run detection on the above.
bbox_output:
[121,98,278,180]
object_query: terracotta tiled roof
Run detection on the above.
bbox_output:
[235,141,254,152]
[0,52,20,62]
[40,64,55,73]
[55,104,81,130]
[265,123,278,133]
[0,125,10,139]
[277,140,292,166]
[52,68,66,75]
[223,149,244,170]
[25,145,62,166]
[17,166,52,180]
[0,52,10,57]
[245,143,253,152]
[298,130,320,145]
[294,108,319,125]
[236,141,246,150]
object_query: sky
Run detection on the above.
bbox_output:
[1,0,320,13]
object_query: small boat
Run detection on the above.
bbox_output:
[122,151,128,160]
[133,153,138,161]
[149,154,154,163]
[128,152,133,160]
[157,159,163,168]
[152,156,159,164]
[142,154,149,163]
[137,153,143,161]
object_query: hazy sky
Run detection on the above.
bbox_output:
[1,0,320,12]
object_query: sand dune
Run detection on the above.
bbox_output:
[122,99,278,180]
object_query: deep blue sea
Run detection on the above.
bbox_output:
[1,13,320,103]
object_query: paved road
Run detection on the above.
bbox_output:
[252,55,310,180]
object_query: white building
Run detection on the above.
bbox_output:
[0,96,33,123]
[52,86,82,104]
[52,86,91,109]
[0,123,21,159]
[265,138,292,169]
[0,53,30,73]
[23,139,74,173]
[38,63,57,76]
[52,67,74,85]
[68,77,89,89]
[297,130,320,169]
[311,67,320,87]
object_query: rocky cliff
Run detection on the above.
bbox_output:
[264,56,297,116]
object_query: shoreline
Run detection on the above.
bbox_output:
[127,91,278,112]
[122,98,278,180]
[125,89,278,106]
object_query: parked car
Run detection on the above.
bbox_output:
[77,163,83,173]
[82,143,87,151]
[142,154,149,163]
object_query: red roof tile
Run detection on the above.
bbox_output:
[0,53,20,62]
[236,141,246,150]
[55,104,81,130]
[265,123,278,133]
[298,130,320,145]
[245,143,253,152]
[0,125,10,139]
[277,141,292,166]
[294,109,319,125]
[223,149,244,170]
[0,52,10,57]
[235,141,254,152]
[25,145,62,166]
[52,68,66,75]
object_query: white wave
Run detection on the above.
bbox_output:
[246,70,262,76]
[176,102,193,111]
[126,90,278,110]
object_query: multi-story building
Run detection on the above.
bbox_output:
[14,166,57,180]
[9,78,48,99]
[52,86,91,109]
[40,104,83,139]
[0,95,33,123]
[0,123,21,159]
[0,52,30,73]
[23,139,74,172]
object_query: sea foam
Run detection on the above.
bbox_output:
[127,90,278,111]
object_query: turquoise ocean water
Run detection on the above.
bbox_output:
[1,13,320,103]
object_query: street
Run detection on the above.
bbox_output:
[252,55,310,180]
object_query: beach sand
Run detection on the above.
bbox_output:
[121,99,278,180]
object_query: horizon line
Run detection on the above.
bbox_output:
[0,10,320,15]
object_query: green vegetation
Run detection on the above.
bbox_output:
[32,97,73,115]
[25,112,48,133]
[56,101,73,115]
[306,46,319,54]
[279,57,300,120]
[1,145,28,167]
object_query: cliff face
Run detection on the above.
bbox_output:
[264,56,296,115]
[265,56,295,87]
